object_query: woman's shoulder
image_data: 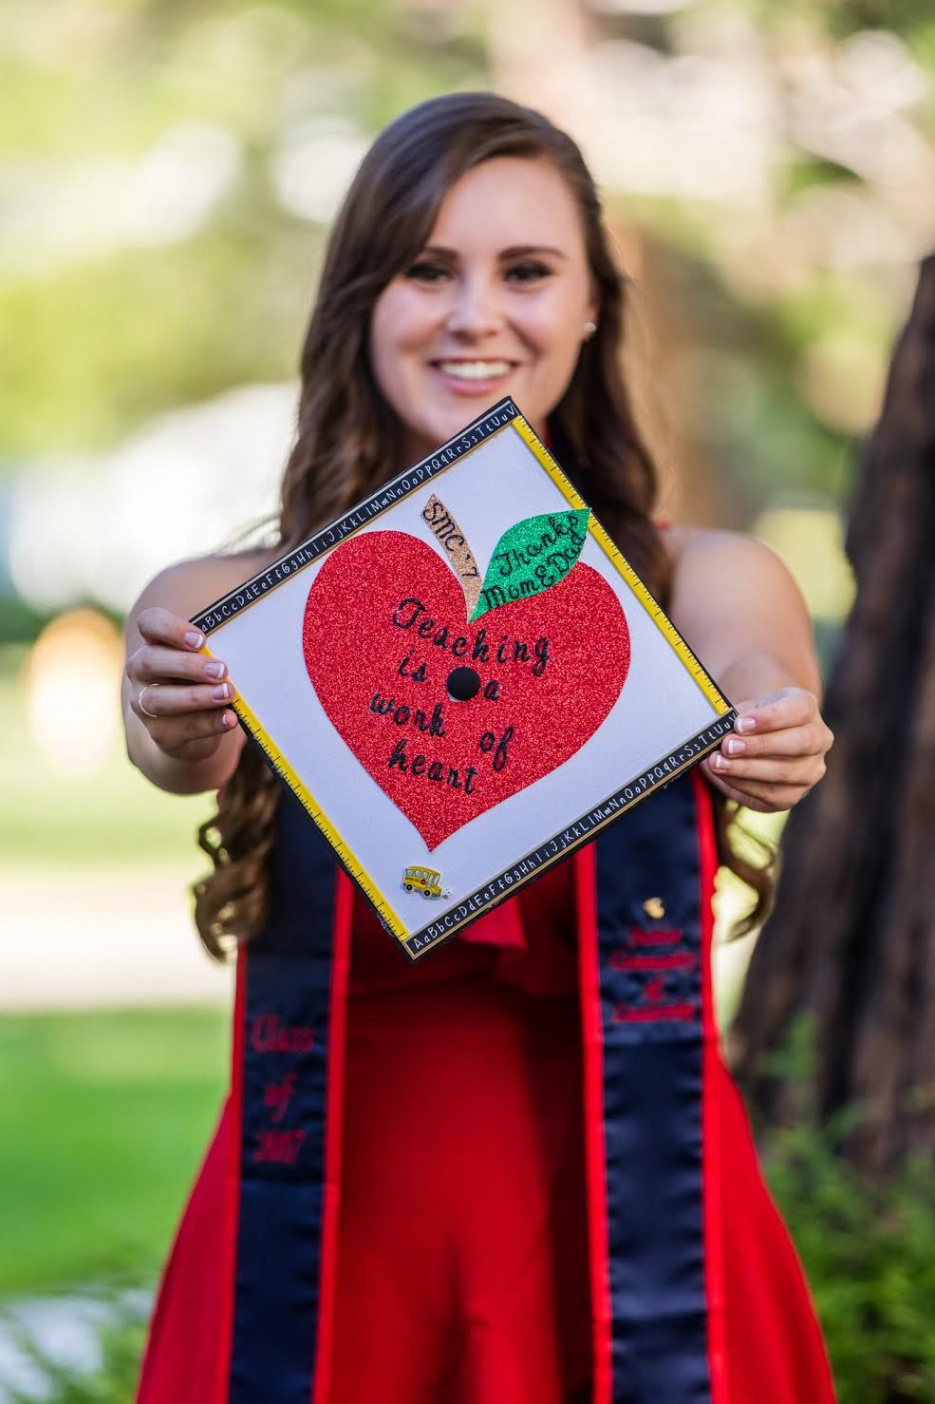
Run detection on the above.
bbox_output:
[129,546,281,622]
[660,524,808,638]
[661,524,790,582]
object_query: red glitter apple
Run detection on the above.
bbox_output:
[303,529,630,850]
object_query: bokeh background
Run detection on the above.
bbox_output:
[1,0,932,1397]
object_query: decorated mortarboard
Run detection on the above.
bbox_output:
[190,398,736,960]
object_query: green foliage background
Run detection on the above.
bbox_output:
[3,0,933,512]
[2,1,935,1398]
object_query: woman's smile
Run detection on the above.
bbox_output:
[428,356,520,395]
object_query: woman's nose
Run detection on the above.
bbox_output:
[445,274,503,339]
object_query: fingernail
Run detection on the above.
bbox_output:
[725,738,746,757]
[211,682,229,700]
[185,630,204,649]
[205,661,225,680]
[712,753,729,771]
[736,716,756,733]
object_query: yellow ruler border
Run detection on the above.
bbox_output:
[207,666,410,946]
[510,416,730,714]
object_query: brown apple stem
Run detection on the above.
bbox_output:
[420,495,483,616]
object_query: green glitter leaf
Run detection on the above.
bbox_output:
[470,509,591,621]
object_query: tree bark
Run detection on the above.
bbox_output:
[731,254,935,1177]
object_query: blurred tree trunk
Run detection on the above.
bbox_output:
[731,255,935,1177]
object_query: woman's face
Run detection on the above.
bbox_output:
[370,155,597,464]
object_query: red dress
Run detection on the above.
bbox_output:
[137,861,835,1403]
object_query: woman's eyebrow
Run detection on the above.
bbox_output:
[417,243,567,261]
[419,245,458,261]
[499,244,567,261]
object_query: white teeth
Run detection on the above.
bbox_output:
[436,360,512,380]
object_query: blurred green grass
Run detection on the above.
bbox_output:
[0,645,212,870]
[1,645,227,1300]
[0,1008,227,1299]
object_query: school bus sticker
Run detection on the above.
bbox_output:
[402,866,451,899]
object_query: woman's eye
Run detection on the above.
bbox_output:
[505,261,551,283]
[403,261,451,284]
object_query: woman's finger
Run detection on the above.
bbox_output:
[131,679,237,721]
[136,607,206,653]
[728,777,814,809]
[127,642,228,688]
[708,752,826,786]
[719,720,832,762]
[703,767,810,813]
[143,704,239,754]
[733,687,818,736]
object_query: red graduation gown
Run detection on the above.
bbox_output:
[137,777,836,1403]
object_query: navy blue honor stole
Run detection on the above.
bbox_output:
[217,793,351,1404]
[217,772,726,1404]
[577,771,727,1403]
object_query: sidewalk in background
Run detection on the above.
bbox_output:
[1,868,753,1018]
[0,869,231,1010]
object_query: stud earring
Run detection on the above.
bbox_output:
[583,320,597,337]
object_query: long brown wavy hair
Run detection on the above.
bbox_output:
[193,91,773,960]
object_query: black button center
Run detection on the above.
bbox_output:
[446,666,481,701]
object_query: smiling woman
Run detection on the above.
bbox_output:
[369,159,597,463]
[126,92,835,1404]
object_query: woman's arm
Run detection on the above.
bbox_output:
[665,527,833,813]
[122,553,267,795]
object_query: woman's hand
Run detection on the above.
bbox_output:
[125,607,238,764]
[702,686,833,813]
